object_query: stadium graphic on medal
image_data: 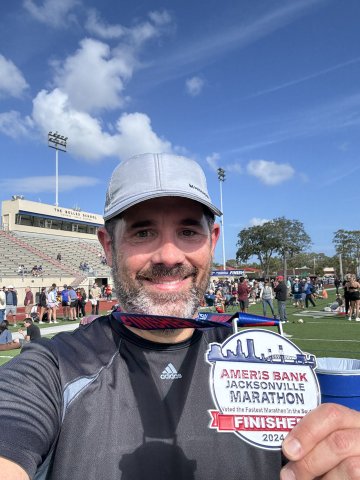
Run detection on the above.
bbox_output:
[206,329,320,450]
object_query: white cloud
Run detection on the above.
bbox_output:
[85,8,172,45]
[0,55,29,98]
[0,111,34,138]
[249,217,270,226]
[185,76,204,96]
[31,88,172,162]
[1,10,175,162]
[206,153,220,171]
[226,163,243,174]
[114,112,172,160]
[148,10,172,26]
[85,9,126,39]
[23,0,80,28]
[53,12,173,113]
[52,38,132,113]
[246,159,294,185]
[0,175,99,194]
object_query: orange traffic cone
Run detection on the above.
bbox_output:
[322,289,328,299]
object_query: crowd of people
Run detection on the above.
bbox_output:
[204,275,325,324]
[16,264,44,276]
[0,282,114,329]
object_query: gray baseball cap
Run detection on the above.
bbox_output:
[104,153,222,221]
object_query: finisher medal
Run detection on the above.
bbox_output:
[206,329,320,450]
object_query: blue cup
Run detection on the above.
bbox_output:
[316,357,360,411]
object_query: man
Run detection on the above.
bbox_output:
[0,153,360,480]
[304,277,316,308]
[274,276,288,323]
[17,318,41,344]
[5,285,18,327]
[237,276,251,313]
[60,285,70,320]
[23,287,34,317]
[291,277,303,308]
[259,278,275,317]
[334,276,341,295]
[0,287,6,322]
[90,282,101,315]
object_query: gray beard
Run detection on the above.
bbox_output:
[111,254,212,319]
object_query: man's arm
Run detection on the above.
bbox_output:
[281,403,360,479]
[0,457,30,479]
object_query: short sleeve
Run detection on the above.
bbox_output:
[0,340,62,478]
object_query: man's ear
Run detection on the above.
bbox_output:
[211,223,221,255]
[97,227,113,267]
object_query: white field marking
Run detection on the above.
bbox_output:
[291,337,360,342]
[0,355,15,359]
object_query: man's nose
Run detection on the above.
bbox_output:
[151,237,185,266]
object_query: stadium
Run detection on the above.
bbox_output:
[0,195,112,311]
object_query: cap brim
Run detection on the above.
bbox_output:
[104,191,222,221]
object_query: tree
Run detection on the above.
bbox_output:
[226,259,240,268]
[270,217,311,279]
[236,222,279,275]
[236,217,311,276]
[288,252,334,276]
[333,229,360,274]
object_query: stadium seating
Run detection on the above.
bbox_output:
[0,230,110,279]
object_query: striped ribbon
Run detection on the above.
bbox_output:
[112,310,281,331]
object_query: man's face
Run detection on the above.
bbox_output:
[98,197,220,318]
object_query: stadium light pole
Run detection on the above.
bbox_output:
[48,131,68,206]
[217,167,226,270]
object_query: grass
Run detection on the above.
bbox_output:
[224,289,360,360]
[1,290,359,367]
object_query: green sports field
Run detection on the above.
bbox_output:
[1,290,359,367]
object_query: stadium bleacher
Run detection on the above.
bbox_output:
[0,230,110,279]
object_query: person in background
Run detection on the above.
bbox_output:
[0,321,12,345]
[214,289,225,313]
[304,278,316,308]
[67,286,78,321]
[60,285,70,320]
[38,287,48,324]
[78,288,87,318]
[0,287,6,322]
[23,287,34,318]
[291,277,303,308]
[5,286,18,327]
[346,274,360,321]
[47,285,58,324]
[105,284,112,301]
[334,276,341,295]
[90,283,101,315]
[259,279,275,318]
[274,275,288,322]
[17,318,41,344]
[237,276,251,313]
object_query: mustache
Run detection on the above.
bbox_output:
[136,264,198,281]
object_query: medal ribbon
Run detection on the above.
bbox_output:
[112,310,281,330]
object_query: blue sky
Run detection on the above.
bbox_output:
[1,0,360,264]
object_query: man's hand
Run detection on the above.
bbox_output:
[281,403,360,479]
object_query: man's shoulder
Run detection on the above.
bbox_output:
[21,316,119,381]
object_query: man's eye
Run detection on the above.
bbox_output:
[182,229,196,237]
[135,230,152,238]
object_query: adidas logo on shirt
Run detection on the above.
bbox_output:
[160,363,182,380]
